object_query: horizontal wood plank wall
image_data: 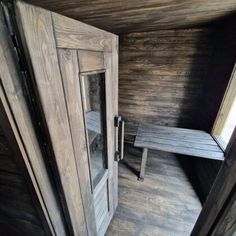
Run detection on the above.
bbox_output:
[119,28,213,143]
[192,18,236,202]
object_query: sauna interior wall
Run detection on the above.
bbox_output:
[119,28,212,143]
[193,18,236,201]
[0,105,47,235]
[119,19,236,202]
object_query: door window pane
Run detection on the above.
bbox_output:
[81,73,107,188]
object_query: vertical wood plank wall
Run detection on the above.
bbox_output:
[119,22,236,202]
[119,28,213,143]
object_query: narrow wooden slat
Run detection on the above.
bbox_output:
[135,140,224,160]
[58,49,96,236]
[134,123,224,161]
[16,2,87,235]
[137,126,216,142]
[104,51,114,216]
[111,35,119,211]
[139,123,212,136]
[94,180,108,231]
[136,135,222,152]
[86,111,101,134]
[136,132,217,145]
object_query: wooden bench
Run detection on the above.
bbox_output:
[134,123,225,181]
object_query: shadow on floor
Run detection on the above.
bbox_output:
[106,144,202,236]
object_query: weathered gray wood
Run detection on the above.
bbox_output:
[86,111,101,134]
[118,29,213,144]
[0,5,66,235]
[138,148,148,181]
[195,20,236,202]
[111,35,119,213]
[24,0,236,34]
[93,171,109,232]
[191,130,236,235]
[16,2,87,235]
[52,12,113,51]
[106,144,202,236]
[137,135,222,151]
[0,97,49,236]
[211,188,236,236]
[97,51,115,236]
[135,123,224,161]
[78,50,104,72]
[58,49,96,236]
[10,1,119,235]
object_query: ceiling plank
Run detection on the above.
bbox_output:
[24,0,236,33]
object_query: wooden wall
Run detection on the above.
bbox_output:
[192,18,236,202]
[119,20,236,202]
[0,108,47,235]
[25,0,236,34]
[119,28,213,143]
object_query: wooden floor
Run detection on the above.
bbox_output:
[106,145,202,236]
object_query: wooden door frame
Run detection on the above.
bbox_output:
[191,128,236,234]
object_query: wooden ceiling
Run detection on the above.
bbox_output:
[24,0,236,34]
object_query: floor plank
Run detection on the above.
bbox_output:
[106,145,202,236]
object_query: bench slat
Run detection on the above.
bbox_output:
[136,135,223,152]
[137,131,217,145]
[134,123,224,161]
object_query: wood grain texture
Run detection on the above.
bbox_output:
[198,21,236,133]
[211,188,236,236]
[96,50,116,236]
[78,50,104,73]
[191,131,236,235]
[212,64,236,137]
[52,12,113,51]
[58,49,96,236]
[0,6,66,235]
[138,147,148,181]
[16,2,87,235]
[111,35,119,212]
[16,2,119,235]
[119,28,213,143]
[24,0,236,33]
[106,145,202,236]
[0,101,47,236]
[135,124,224,160]
[191,19,236,203]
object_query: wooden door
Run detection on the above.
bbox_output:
[15,1,118,235]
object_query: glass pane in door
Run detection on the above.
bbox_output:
[80,73,107,188]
